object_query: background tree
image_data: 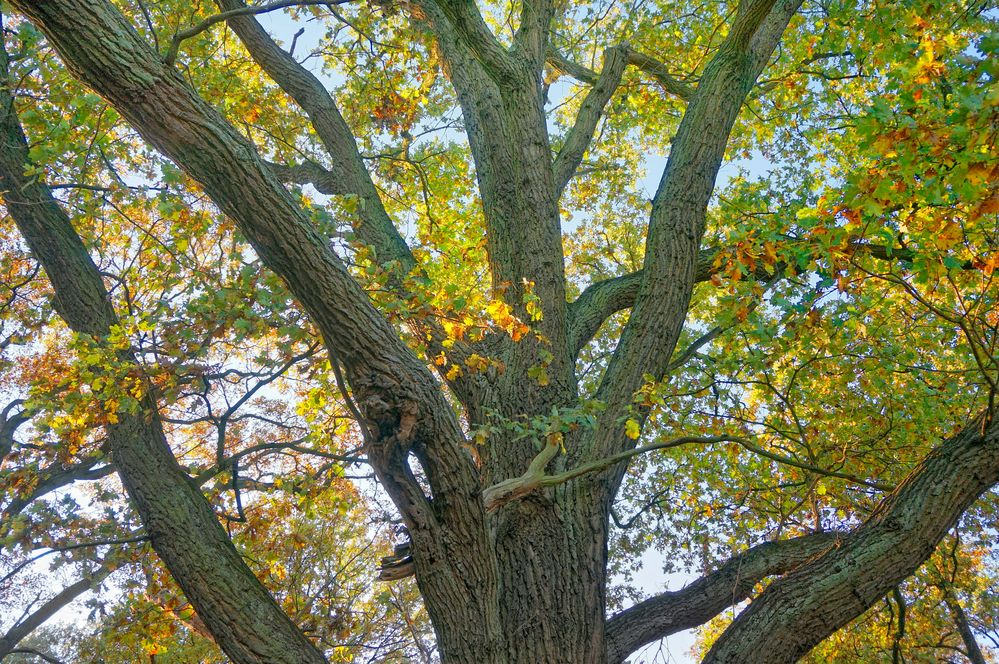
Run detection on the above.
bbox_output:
[0,0,997,663]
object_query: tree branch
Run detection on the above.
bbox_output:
[547,47,695,100]
[429,0,520,83]
[0,567,112,659]
[266,159,351,196]
[511,0,553,70]
[552,46,628,197]
[703,411,999,663]
[164,0,347,66]
[3,460,114,522]
[217,0,415,271]
[224,3,485,407]
[585,0,797,478]
[567,249,718,354]
[11,1,502,657]
[604,532,842,663]
[0,24,329,662]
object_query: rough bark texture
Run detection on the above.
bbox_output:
[604,533,842,663]
[6,1,999,663]
[0,37,327,664]
[703,413,999,663]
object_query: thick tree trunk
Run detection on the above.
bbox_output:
[486,490,610,663]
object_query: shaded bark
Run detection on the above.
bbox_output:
[8,2,501,661]
[604,533,841,663]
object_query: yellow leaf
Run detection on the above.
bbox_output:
[625,419,641,440]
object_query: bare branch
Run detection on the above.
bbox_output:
[547,47,694,100]
[266,159,351,196]
[586,0,801,477]
[429,0,520,83]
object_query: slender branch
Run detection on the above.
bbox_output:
[4,649,66,664]
[547,47,695,100]
[164,0,347,65]
[266,159,350,196]
[3,461,114,522]
[553,46,628,196]
[483,429,887,514]
[0,536,148,586]
[0,567,113,659]
[945,591,988,664]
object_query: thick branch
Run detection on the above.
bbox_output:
[511,0,553,70]
[703,412,999,663]
[567,250,718,354]
[604,533,841,663]
[552,46,628,197]
[430,0,520,83]
[587,0,796,475]
[11,2,502,659]
[217,0,415,271]
[567,239,977,356]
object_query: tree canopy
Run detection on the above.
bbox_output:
[0,0,997,662]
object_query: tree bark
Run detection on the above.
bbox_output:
[702,413,999,664]
[7,2,999,664]
[0,32,327,664]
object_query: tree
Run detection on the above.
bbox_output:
[0,0,996,662]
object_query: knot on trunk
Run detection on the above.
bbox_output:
[354,373,421,456]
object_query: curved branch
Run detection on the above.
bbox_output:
[217,0,414,271]
[703,411,999,664]
[430,0,520,83]
[604,532,842,663]
[547,47,695,100]
[11,2,502,659]
[567,249,720,354]
[0,24,329,663]
[3,460,114,522]
[586,0,796,475]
